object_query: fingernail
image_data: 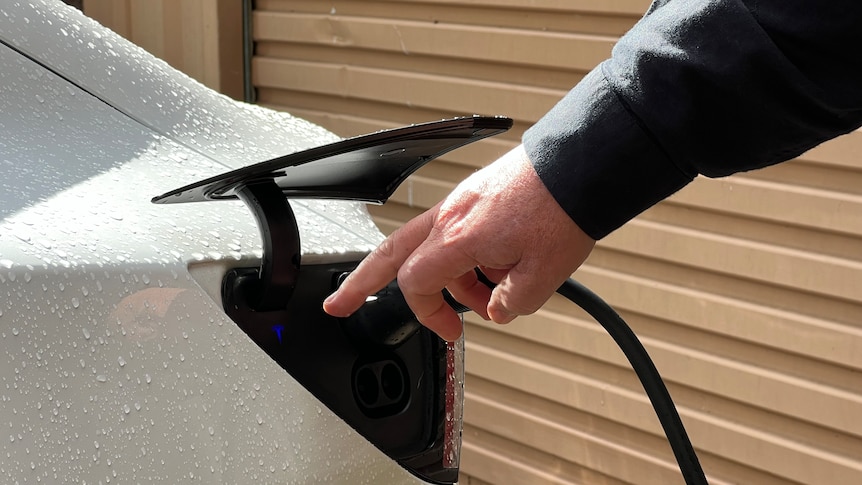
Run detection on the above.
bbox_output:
[322,292,342,315]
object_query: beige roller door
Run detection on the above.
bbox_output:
[251,2,862,484]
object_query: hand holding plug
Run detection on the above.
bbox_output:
[323,144,596,342]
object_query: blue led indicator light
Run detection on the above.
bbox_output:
[272,324,284,344]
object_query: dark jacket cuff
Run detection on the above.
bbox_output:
[523,66,692,240]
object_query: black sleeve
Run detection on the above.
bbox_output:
[523,0,862,240]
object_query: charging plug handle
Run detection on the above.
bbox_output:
[341,279,422,348]
[339,270,489,348]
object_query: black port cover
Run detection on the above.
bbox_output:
[151,116,513,205]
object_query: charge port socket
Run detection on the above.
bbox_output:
[353,356,410,418]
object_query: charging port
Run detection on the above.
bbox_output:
[353,356,410,418]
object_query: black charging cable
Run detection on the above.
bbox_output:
[341,272,708,484]
[556,278,707,485]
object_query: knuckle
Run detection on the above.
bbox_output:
[370,235,408,277]
[375,233,398,260]
[395,262,421,292]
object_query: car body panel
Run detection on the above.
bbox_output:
[0,0,329,170]
[0,1,430,483]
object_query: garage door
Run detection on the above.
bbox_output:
[251,1,862,483]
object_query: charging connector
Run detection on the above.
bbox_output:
[340,278,422,348]
[338,273,474,349]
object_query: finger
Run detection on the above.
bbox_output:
[485,228,593,324]
[443,269,492,320]
[323,206,437,317]
[395,235,483,340]
[486,257,565,324]
[477,265,508,285]
[403,294,464,341]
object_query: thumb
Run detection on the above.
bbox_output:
[486,264,558,324]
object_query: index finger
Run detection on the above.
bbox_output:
[323,205,437,317]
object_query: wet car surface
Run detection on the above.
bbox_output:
[0,1,462,483]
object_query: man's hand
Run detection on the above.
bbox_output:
[323,144,596,341]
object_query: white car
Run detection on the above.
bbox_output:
[0,1,511,483]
